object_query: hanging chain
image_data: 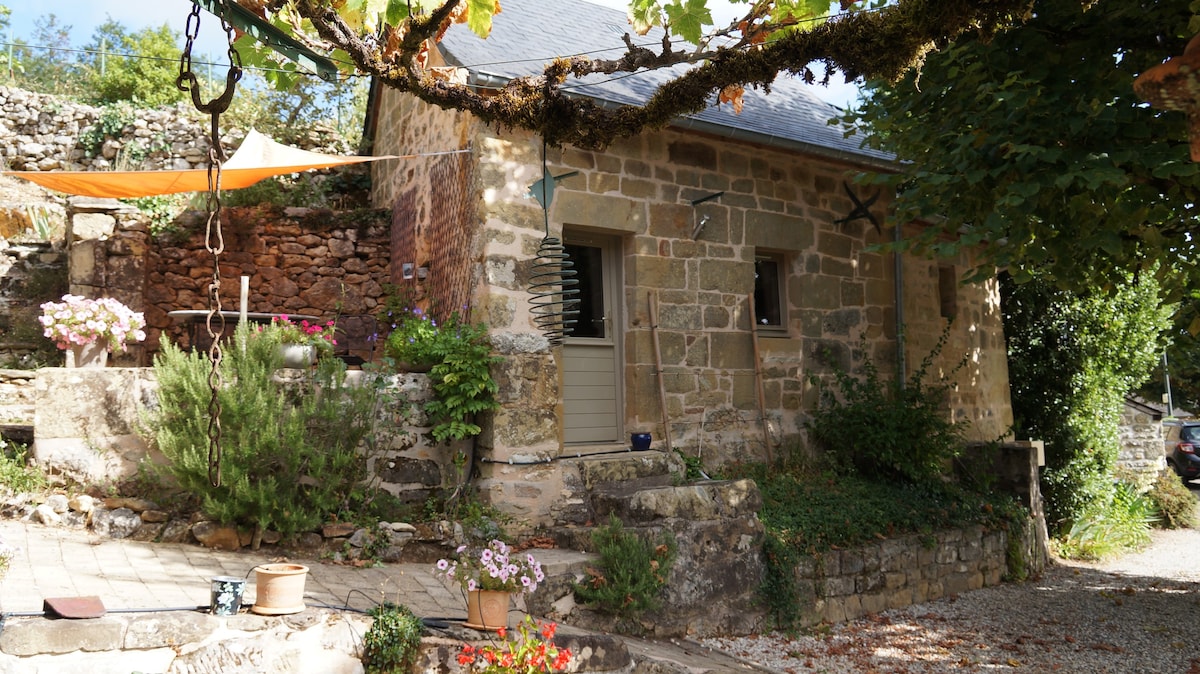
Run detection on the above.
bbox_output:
[178,1,242,488]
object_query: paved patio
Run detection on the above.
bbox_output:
[0,518,463,618]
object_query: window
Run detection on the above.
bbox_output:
[938,265,958,320]
[753,253,786,333]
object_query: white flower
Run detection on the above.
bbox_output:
[39,294,146,354]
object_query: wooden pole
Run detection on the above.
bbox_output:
[748,294,774,465]
[648,291,673,453]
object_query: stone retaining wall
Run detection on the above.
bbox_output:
[794,525,1013,626]
[30,367,457,508]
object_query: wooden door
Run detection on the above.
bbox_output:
[562,232,622,445]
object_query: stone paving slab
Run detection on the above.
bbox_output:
[0,519,463,619]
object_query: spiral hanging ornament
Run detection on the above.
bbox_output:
[526,141,580,346]
[529,236,579,346]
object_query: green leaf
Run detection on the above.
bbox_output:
[629,0,663,34]
[466,0,499,38]
[663,0,712,44]
[385,0,410,26]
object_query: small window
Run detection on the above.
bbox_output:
[754,254,786,333]
[938,265,958,320]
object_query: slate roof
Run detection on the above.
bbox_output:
[437,0,894,167]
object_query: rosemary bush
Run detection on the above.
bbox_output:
[146,322,381,538]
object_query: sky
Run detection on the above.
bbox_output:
[7,0,860,107]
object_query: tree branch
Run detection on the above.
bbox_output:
[287,0,1043,149]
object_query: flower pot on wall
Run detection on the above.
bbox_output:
[464,589,510,631]
[250,563,308,615]
[66,341,108,368]
[278,344,316,369]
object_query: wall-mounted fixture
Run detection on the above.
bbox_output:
[689,191,724,240]
[401,262,415,280]
[416,266,429,280]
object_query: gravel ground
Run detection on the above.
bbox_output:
[701,528,1200,673]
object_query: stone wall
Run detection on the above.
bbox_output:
[66,200,392,365]
[30,366,457,503]
[794,525,1012,626]
[0,85,349,173]
[1118,399,1167,489]
[0,241,67,368]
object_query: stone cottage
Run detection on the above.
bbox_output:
[368,0,1015,525]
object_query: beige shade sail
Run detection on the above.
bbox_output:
[2,129,417,199]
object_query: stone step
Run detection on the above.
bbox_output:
[0,405,35,423]
[592,478,762,525]
[568,449,686,491]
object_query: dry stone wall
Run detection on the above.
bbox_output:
[0,85,350,173]
[795,525,1011,626]
[0,86,210,172]
[1118,400,1168,489]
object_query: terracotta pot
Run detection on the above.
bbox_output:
[250,563,308,615]
[67,341,108,368]
[464,589,510,631]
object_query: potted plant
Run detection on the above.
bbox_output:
[435,539,546,631]
[382,305,442,371]
[38,294,146,367]
[381,305,501,442]
[456,615,573,673]
[263,315,337,367]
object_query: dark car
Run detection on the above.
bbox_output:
[1166,422,1200,483]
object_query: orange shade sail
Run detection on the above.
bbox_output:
[3,130,418,198]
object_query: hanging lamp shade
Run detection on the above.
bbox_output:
[3,129,401,198]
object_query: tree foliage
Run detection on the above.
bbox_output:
[848,0,1200,296]
[228,0,1054,148]
[1002,273,1168,536]
[1139,292,1200,414]
[83,22,186,107]
[8,13,83,98]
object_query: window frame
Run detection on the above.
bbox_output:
[753,252,788,336]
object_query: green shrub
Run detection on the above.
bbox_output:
[806,329,966,486]
[362,603,423,674]
[1146,469,1197,529]
[574,516,676,623]
[146,322,383,539]
[379,293,500,443]
[1055,480,1154,560]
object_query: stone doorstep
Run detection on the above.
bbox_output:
[591,478,762,524]
[0,607,756,674]
[570,450,686,491]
